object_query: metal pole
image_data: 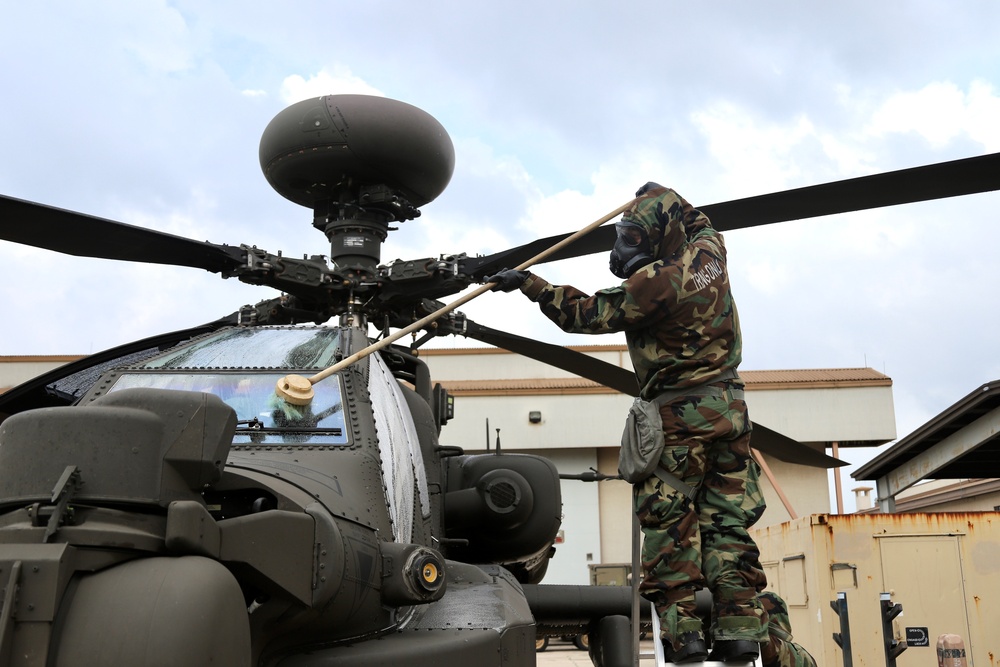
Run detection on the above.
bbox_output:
[832,441,844,514]
[631,507,641,666]
[752,448,798,520]
[830,592,853,667]
[880,592,906,667]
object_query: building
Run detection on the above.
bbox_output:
[852,379,1000,512]
[0,356,82,393]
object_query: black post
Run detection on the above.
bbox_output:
[879,592,906,667]
[830,592,853,667]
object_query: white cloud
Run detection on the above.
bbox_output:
[120,2,196,73]
[965,80,1000,151]
[867,79,1000,151]
[742,259,790,297]
[279,66,384,104]
[691,103,820,193]
[868,81,967,148]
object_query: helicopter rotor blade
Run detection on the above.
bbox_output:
[0,194,246,272]
[461,320,641,396]
[461,151,1000,279]
[750,422,846,468]
[460,320,842,468]
[702,150,1000,232]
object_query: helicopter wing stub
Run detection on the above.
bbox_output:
[459,151,1000,279]
[0,194,246,272]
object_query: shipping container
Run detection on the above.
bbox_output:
[751,513,1000,667]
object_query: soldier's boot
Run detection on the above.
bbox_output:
[708,639,760,662]
[664,631,708,664]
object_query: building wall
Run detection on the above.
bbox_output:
[538,448,604,585]
[916,492,1000,512]
[0,356,79,390]
[419,346,629,382]
[596,448,633,564]
[742,385,896,444]
[437,391,631,451]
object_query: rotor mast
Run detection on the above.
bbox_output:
[312,183,421,280]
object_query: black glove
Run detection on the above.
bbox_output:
[635,181,665,197]
[486,269,530,292]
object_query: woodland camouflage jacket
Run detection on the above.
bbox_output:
[520,187,742,401]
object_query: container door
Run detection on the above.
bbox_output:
[878,536,971,667]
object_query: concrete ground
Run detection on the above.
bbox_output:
[535,638,658,667]
[534,640,754,667]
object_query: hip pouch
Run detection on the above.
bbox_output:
[617,397,665,484]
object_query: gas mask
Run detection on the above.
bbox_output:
[609,218,653,279]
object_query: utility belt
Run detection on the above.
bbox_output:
[617,368,744,498]
[648,367,744,406]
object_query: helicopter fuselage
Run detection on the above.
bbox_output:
[0,323,562,666]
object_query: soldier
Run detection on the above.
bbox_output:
[488,184,768,663]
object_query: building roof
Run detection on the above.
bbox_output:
[439,377,612,395]
[0,356,84,362]
[440,367,891,395]
[854,379,1000,482]
[739,368,891,389]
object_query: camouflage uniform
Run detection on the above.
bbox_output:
[758,592,817,667]
[518,187,769,650]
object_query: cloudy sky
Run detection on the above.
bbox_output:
[3,2,1000,502]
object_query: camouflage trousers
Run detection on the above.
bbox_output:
[633,387,769,648]
[759,592,817,667]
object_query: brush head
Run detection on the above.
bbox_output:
[275,374,314,406]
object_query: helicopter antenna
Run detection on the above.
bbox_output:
[485,418,490,452]
[494,428,501,455]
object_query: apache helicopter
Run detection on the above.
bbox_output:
[1,94,999,667]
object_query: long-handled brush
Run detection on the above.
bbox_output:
[274,198,637,408]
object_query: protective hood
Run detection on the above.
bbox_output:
[625,188,687,260]
[626,186,704,262]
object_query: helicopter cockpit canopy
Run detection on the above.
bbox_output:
[97,327,349,445]
[138,326,341,369]
[73,323,433,543]
[108,372,347,444]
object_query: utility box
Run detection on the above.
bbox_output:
[751,513,999,667]
[589,563,632,587]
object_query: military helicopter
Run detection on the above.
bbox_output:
[1,95,999,667]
